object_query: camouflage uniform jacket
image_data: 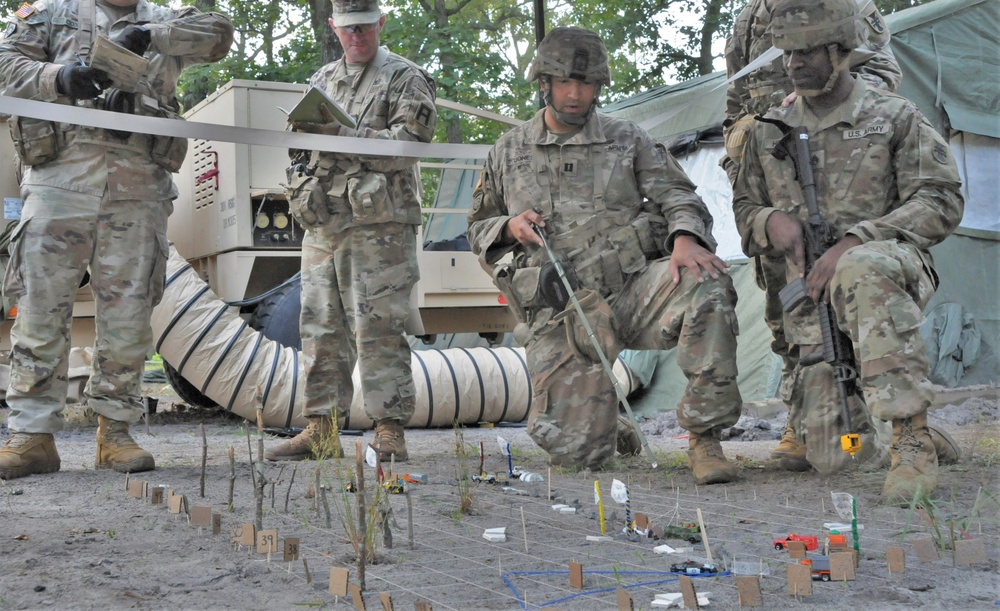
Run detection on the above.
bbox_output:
[732,78,964,344]
[724,0,900,127]
[0,0,234,201]
[304,47,436,230]
[467,109,716,292]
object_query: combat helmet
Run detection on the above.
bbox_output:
[768,0,864,51]
[527,26,611,85]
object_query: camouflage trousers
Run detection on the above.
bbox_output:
[522,259,742,469]
[784,240,936,472]
[299,222,419,427]
[4,185,171,433]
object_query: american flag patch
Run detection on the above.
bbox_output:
[15,3,34,19]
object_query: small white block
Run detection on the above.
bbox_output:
[586,535,613,542]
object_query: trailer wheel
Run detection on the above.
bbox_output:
[163,358,219,409]
[249,274,302,350]
[820,573,830,582]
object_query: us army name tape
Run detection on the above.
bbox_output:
[0,94,491,160]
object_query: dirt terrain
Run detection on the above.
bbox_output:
[0,383,997,610]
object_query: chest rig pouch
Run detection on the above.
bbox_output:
[9,117,61,166]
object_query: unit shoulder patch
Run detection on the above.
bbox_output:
[932,142,949,164]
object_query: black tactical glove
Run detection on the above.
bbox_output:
[103,89,135,140]
[55,64,112,99]
[113,24,151,56]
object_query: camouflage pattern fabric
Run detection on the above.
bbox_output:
[296,47,435,425]
[0,0,232,434]
[732,78,964,471]
[299,223,418,425]
[4,186,171,432]
[469,109,742,470]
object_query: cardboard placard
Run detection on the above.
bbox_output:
[378,591,393,611]
[569,561,583,589]
[735,575,762,607]
[349,582,365,610]
[414,602,432,611]
[257,529,279,554]
[329,567,349,596]
[191,506,212,527]
[786,564,812,596]
[168,493,183,514]
[283,537,300,561]
[678,575,699,609]
[150,486,165,505]
[912,536,940,563]
[954,538,986,566]
[212,513,222,535]
[830,552,856,581]
[616,586,633,611]
[128,480,144,499]
[786,540,807,559]
[886,546,905,573]
[239,523,256,546]
[634,513,649,531]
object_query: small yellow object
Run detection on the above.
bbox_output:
[273,213,289,229]
[841,433,861,456]
[255,213,270,229]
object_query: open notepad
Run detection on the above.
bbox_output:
[278,86,357,128]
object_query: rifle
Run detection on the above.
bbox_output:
[775,125,862,457]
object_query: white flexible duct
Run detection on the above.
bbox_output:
[151,244,638,429]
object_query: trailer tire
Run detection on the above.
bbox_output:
[249,274,302,350]
[163,358,219,409]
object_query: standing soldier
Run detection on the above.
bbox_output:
[732,0,963,499]
[723,0,957,472]
[468,27,744,484]
[0,0,233,478]
[266,0,436,463]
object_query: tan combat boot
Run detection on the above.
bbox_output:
[687,429,738,485]
[264,416,343,461]
[616,414,642,457]
[927,425,961,465]
[882,412,938,503]
[371,419,408,462]
[0,432,61,479]
[770,424,810,471]
[96,415,155,473]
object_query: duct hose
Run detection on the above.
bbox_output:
[151,244,639,429]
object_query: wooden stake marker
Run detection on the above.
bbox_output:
[349,582,365,611]
[886,546,905,574]
[569,561,584,589]
[615,586,633,611]
[735,575,762,607]
[678,575,699,609]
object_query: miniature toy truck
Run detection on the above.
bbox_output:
[774,533,819,551]
[825,532,849,553]
[801,555,831,581]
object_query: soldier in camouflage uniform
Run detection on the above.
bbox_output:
[468,27,743,484]
[723,0,901,470]
[731,0,964,501]
[265,0,436,463]
[0,0,233,479]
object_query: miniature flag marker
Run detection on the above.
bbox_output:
[830,492,861,553]
[498,436,514,478]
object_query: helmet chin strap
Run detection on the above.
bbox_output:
[794,44,851,97]
[541,76,600,127]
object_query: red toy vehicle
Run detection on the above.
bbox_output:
[773,533,819,551]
